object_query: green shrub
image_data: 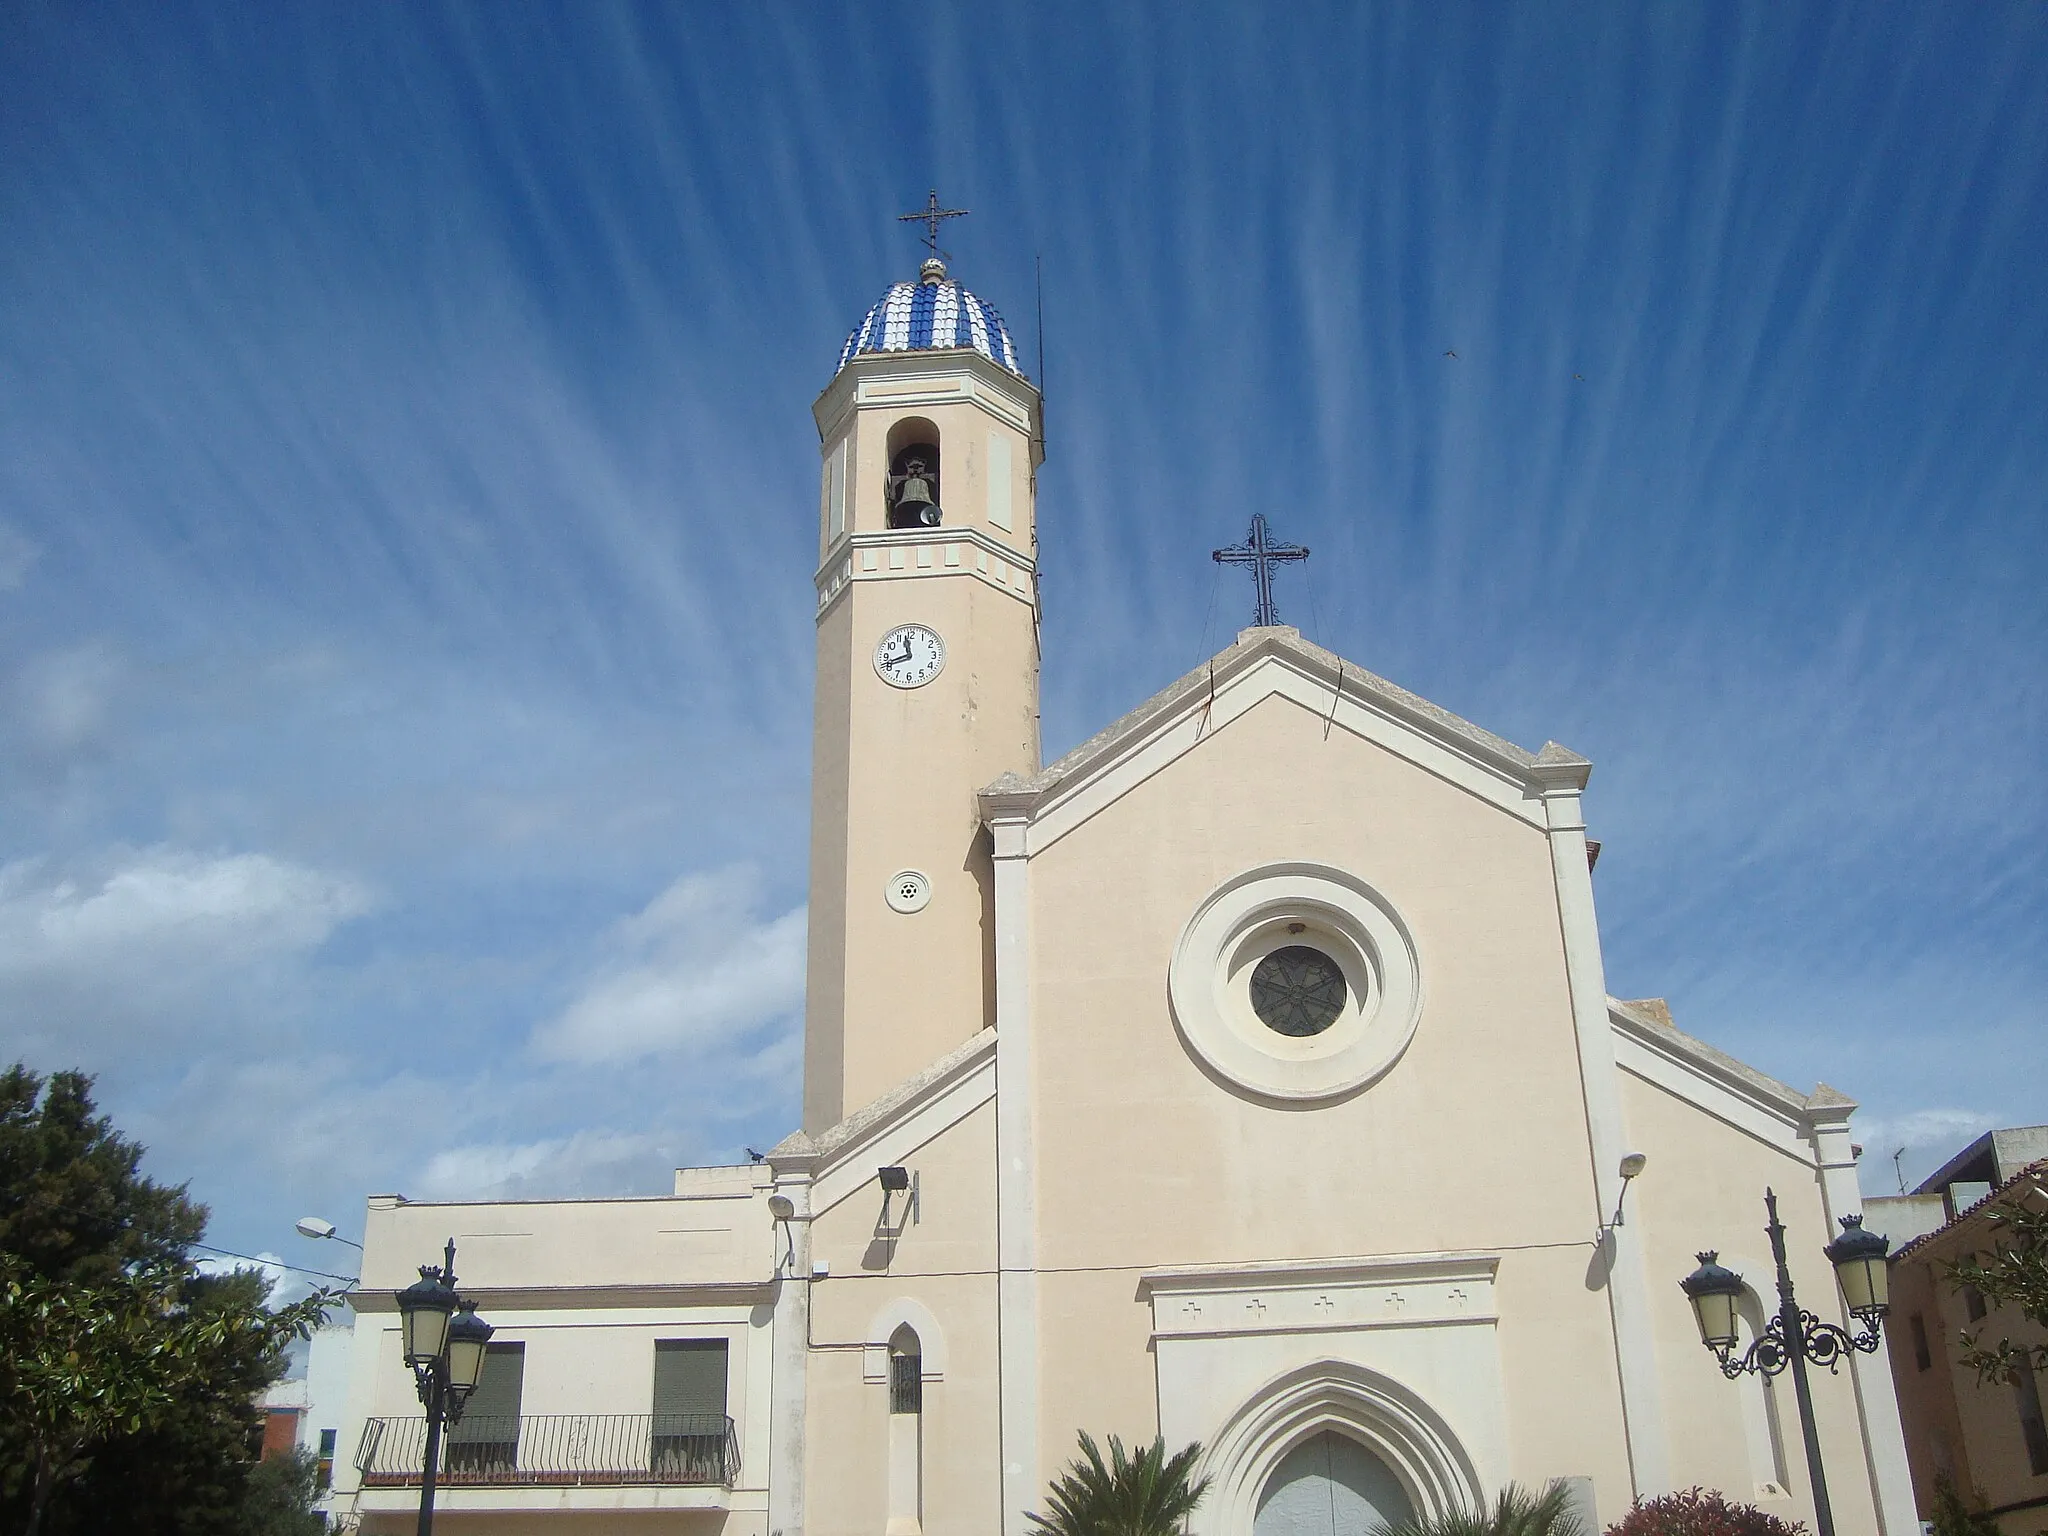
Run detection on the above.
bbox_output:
[1926,1473,2003,1536]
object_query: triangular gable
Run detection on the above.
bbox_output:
[981,625,1590,851]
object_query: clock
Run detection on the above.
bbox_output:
[874,623,946,688]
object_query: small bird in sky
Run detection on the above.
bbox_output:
[1574,372,1585,381]
[1443,349,1458,359]
[746,1147,766,1163]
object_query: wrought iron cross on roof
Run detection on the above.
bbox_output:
[1212,514,1310,628]
[899,189,969,260]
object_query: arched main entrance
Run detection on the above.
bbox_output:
[1253,1431,1415,1535]
[1190,1359,1483,1535]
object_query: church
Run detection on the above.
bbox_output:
[327,233,1919,1536]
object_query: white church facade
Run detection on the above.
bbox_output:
[326,250,1918,1536]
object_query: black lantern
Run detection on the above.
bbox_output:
[1680,1251,1746,1355]
[1823,1212,1892,1320]
[445,1302,495,1401]
[397,1265,458,1368]
[1675,1189,1889,1536]
[397,1241,493,1536]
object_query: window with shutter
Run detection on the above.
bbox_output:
[2018,1366,2048,1477]
[652,1339,728,1482]
[447,1342,523,1477]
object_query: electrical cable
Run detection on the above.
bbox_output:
[5,1195,358,1285]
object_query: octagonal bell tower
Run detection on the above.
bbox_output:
[804,255,1043,1132]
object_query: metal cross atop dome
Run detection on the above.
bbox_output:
[899,189,969,261]
[1213,514,1310,629]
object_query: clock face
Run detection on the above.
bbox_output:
[874,623,946,688]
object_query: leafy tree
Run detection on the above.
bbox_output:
[1,1264,328,1534]
[1946,1182,2048,1384]
[1026,1431,1211,1536]
[1376,1480,1587,1536]
[0,1064,204,1284]
[1604,1487,1808,1535]
[0,1065,336,1536]
[238,1446,328,1536]
[1924,1472,2003,1536]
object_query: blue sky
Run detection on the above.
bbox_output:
[2,4,2043,1273]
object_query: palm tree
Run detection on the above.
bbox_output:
[1026,1431,1212,1536]
[1373,1480,1588,1536]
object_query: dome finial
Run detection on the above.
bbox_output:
[898,189,970,271]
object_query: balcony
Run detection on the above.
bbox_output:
[357,1413,739,1489]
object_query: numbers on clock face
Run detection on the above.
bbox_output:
[874,623,946,688]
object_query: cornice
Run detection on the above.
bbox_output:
[1139,1251,1501,1295]
[815,526,1036,616]
[350,1279,776,1313]
[813,348,1043,450]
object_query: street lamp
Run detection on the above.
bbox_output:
[1679,1190,1891,1536]
[395,1240,494,1536]
[295,1215,365,1251]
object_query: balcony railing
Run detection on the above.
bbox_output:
[356,1413,739,1488]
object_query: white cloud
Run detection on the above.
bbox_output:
[416,1128,677,1201]
[0,847,376,1073]
[529,868,804,1064]
[0,846,372,976]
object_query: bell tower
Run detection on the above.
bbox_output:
[803,252,1043,1132]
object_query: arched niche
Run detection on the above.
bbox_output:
[863,1296,948,1382]
[885,417,943,528]
[1194,1359,1483,1535]
[1722,1253,1792,1500]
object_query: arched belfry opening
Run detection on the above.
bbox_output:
[886,417,942,529]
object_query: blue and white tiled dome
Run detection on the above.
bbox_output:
[837,259,1025,377]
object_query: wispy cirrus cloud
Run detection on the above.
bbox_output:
[0,3,2039,1261]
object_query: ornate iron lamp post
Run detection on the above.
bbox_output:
[1680,1190,1892,1536]
[396,1240,494,1536]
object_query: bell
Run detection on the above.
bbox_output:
[888,446,943,529]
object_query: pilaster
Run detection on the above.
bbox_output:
[1533,746,1673,1498]
[986,803,1040,1536]
[766,1156,815,1536]
[1804,1094,1919,1535]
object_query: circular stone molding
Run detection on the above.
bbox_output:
[1168,862,1422,1103]
[885,870,932,914]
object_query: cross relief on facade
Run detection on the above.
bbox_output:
[1384,1290,1406,1312]
[1244,1297,1266,1317]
